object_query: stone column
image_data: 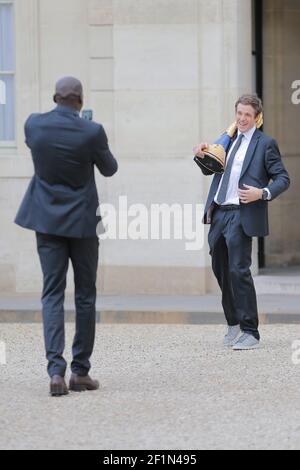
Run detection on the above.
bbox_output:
[99,0,204,294]
[197,0,255,290]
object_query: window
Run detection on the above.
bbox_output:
[0,1,15,142]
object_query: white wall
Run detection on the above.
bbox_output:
[0,0,253,294]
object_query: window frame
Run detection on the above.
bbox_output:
[0,0,16,146]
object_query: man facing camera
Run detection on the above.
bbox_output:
[15,77,118,396]
[194,94,290,350]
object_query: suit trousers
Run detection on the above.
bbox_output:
[208,207,260,340]
[36,233,99,378]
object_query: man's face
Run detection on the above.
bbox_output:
[236,104,258,133]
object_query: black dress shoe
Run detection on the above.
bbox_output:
[50,375,69,397]
[69,373,100,392]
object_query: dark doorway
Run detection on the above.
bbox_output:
[253,0,265,268]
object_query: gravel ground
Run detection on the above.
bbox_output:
[0,324,300,450]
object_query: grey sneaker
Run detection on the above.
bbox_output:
[224,325,242,347]
[232,333,260,350]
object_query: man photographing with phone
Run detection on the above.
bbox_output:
[15,77,118,396]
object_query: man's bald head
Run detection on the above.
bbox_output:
[53,76,84,111]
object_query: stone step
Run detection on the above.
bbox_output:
[0,294,300,324]
[254,275,300,295]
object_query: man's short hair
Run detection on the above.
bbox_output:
[235,94,263,117]
[55,76,83,99]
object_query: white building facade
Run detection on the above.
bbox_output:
[0,0,298,295]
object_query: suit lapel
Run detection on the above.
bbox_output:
[240,129,261,179]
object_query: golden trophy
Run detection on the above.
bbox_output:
[194,113,264,174]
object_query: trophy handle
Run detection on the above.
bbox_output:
[226,122,238,138]
[256,113,264,129]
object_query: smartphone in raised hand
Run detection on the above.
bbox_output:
[82,109,93,121]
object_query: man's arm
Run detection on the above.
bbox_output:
[93,125,118,177]
[24,113,38,148]
[239,139,290,204]
[265,139,290,200]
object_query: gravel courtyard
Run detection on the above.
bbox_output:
[0,324,300,450]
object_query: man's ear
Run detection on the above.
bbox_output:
[53,94,58,104]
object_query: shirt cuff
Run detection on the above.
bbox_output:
[264,188,272,201]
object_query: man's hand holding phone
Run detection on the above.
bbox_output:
[82,109,93,121]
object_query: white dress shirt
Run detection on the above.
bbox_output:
[215,126,270,205]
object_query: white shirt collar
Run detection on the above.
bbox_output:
[237,125,256,141]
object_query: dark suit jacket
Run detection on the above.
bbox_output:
[202,129,290,237]
[15,105,118,238]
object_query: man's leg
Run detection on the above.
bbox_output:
[208,210,239,327]
[224,211,260,341]
[36,233,69,378]
[69,237,99,376]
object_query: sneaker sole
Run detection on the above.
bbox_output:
[232,344,260,351]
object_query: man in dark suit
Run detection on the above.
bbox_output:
[15,77,118,396]
[194,94,290,350]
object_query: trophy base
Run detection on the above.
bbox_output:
[194,153,224,174]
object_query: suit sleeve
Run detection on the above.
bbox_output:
[93,125,118,177]
[265,139,290,200]
[24,114,36,148]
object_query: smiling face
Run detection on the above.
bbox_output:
[236,103,258,133]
